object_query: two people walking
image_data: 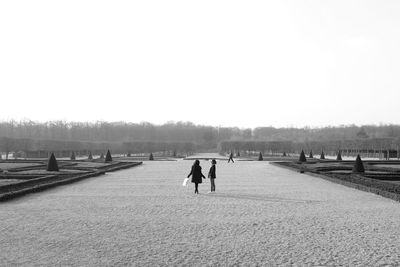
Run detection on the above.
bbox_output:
[187,159,216,194]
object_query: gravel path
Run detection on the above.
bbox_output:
[1,158,400,266]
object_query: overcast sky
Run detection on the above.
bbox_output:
[1,1,399,128]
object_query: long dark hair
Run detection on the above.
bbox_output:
[193,159,200,166]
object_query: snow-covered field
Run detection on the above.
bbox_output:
[1,155,400,266]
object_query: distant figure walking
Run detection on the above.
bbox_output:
[208,159,217,192]
[187,160,205,194]
[228,152,234,163]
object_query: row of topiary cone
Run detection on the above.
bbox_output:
[47,150,113,171]
[299,150,343,161]
[298,150,364,173]
[69,151,112,161]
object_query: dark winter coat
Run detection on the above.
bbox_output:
[208,165,216,179]
[187,165,205,183]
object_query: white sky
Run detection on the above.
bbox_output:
[1,0,400,128]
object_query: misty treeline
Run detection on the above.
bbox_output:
[0,120,246,158]
[253,125,400,142]
[0,120,244,143]
[223,125,400,158]
[1,120,400,158]
[221,138,399,157]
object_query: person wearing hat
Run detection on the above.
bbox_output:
[208,159,217,192]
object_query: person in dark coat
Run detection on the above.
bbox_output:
[187,160,205,194]
[228,152,234,163]
[208,159,217,192]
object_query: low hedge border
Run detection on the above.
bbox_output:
[0,174,53,180]
[271,161,400,202]
[0,161,142,202]
[101,162,142,172]
[0,171,104,202]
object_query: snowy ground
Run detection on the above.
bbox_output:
[1,155,400,266]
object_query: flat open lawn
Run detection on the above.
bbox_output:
[67,161,113,168]
[14,169,88,175]
[0,179,21,186]
[1,155,400,266]
[373,164,400,169]
[0,162,43,170]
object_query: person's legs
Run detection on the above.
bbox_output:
[195,182,199,194]
[211,178,215,192]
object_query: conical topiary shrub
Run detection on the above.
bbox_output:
[237,151,241,157]
[47,153,59,172]
[352,154,365,173]
[309,150,313,158]
[173,151,176,157]
[127,152,131,157]
[299,150,307,162]
[100,153,104,159]
[283,152,287,157]
[320,150,325,160]
[88,152,93,160]
[149,153,154,160]
[70,151,76,160]
[336,150,342,161]
[258,152,263,161]
[105,150,112,162]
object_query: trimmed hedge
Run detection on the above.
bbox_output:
[333,173,400,194]
[274,161,400,199]
[336,150,342,161]
[299,150,307,162]
[105,150,112,162]
[47,153,59,172]
[353,155,365,173]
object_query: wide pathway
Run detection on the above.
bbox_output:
[1,157,400,266]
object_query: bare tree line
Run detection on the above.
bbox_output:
[220,138,400,159]
[1,120,400,159]
[0,120,247,158]
[0,120,247,143]
[253,125,400,142]
[2,121,399,143]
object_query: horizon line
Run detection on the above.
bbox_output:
[0,118,398,130]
